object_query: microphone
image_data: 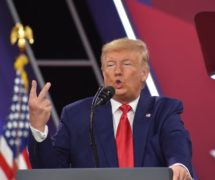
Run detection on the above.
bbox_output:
[89,86,115,167]
[93,86,115,107]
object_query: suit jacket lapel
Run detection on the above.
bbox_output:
[133,93,154,166]
[94,102,118,167]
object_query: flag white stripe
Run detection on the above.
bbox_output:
[0,168,8,180]
[16,153,28,169]
[0,136,13,168]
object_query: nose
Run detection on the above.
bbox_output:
[114,64,123,75]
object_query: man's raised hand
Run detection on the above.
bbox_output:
[29,80,52,132]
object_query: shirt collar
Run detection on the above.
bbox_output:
[110,96,140,114]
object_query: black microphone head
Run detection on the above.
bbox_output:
[94,86,115,106]
[104,86,115,99]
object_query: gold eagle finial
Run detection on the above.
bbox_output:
[10,23,34,51]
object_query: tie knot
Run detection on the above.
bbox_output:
[119,104,132,113]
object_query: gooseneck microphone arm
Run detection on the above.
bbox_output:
[89,86,115,167]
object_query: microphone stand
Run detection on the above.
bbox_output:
[89,105,100,167]
[89,86,103,167]
[89,86,115,167]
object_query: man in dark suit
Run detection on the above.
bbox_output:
[28,38,193,180]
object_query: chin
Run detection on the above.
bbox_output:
[115,91,130,100]
[115,88,126,95]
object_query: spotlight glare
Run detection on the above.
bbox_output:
[210,74,215,80]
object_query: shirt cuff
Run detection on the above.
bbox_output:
[170,163,193,179]
[30,125,48,142]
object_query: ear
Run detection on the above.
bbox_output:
[141,66,149,82]
[101,67,105,78]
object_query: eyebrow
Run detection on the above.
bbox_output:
[106,59,131,62]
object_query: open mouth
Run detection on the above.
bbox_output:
[115,80,122,89]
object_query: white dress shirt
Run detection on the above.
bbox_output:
[111,96,140,137]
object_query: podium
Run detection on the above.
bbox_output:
[16,167,173,180]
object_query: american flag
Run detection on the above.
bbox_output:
[0,71,31,180]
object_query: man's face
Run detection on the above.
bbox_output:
[102,49,149,104]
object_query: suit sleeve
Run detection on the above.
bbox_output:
[157,99,193,177]
[28,106,71,168]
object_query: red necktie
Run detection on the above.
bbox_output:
[116,104,134,168]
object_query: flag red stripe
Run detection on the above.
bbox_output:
[22,149,32,169]
[13,160,18,179]
[0,153,13,179]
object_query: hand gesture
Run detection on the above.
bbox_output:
[28,80,52,132]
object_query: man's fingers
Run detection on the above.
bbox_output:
[38,82,51,100]
[171,165,192,180]
[172,170,179,180]
[29,80,37,99]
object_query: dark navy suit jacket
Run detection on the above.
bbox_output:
[28,91,193,176]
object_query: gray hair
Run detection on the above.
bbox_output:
[101,38,149,69]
